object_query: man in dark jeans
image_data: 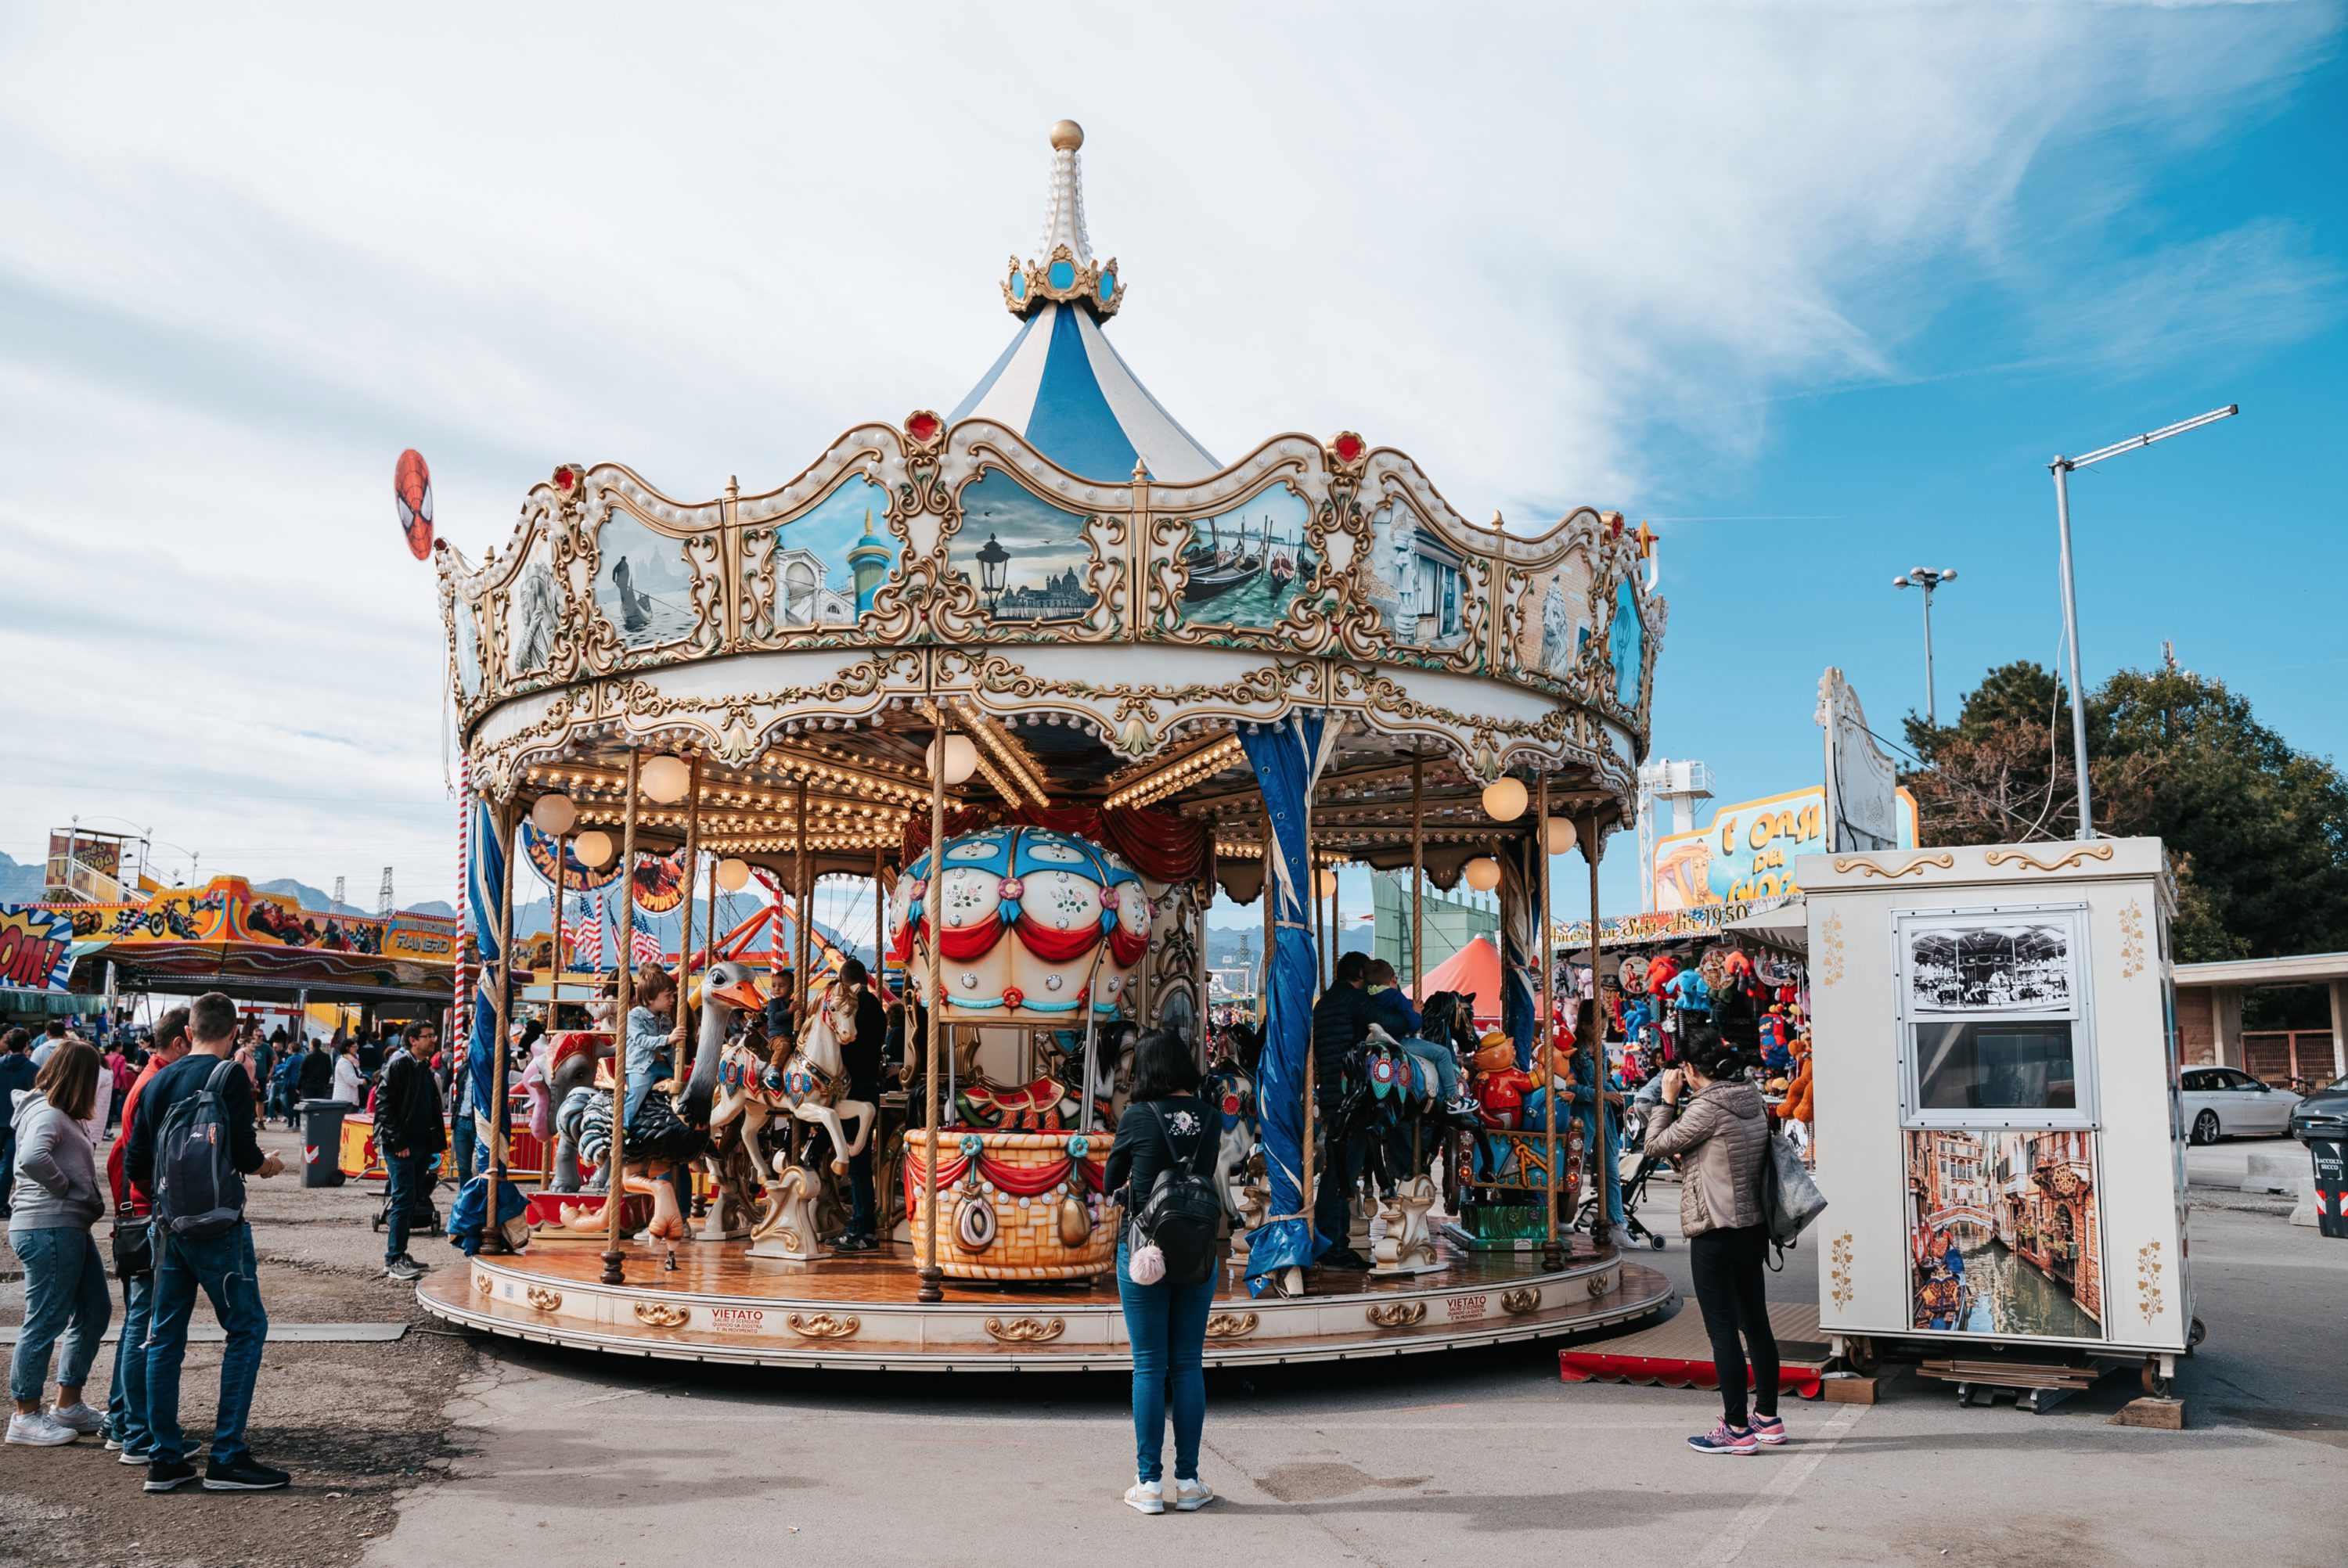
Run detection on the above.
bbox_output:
[124,991,290,1492]
[376,1032,446,1282]
[1309,951,1376,1270]
[826,960,888,1251]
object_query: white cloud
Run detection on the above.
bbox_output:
[0,4,2333,896]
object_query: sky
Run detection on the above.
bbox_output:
[1,5,2340,931]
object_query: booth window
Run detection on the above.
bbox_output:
[1912,1020,2078,1110]
[1896,904,2096,1129]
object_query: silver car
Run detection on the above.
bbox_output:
[2180,1066,2301,1144]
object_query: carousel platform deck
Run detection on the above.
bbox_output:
[416,1234,1674,1372]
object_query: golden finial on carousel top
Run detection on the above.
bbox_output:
[1003,120,1122,321]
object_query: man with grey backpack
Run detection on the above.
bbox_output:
[123,992,289,1493]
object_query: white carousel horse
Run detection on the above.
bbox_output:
[708,976,876,1180]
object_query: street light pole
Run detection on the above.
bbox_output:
[1893,566,1957,728]
[2048,403,2238,841]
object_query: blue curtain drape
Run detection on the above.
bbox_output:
[452,799,519,1254]
[1497,836,1540,1070]
[1237,713,1334,1296]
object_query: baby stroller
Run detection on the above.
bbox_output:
[1579,1144,1669,1250]
[370,1152,446,1237]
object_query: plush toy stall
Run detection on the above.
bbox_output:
[1802,839,2198,1401]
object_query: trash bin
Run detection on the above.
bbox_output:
[300,1099,355,1188]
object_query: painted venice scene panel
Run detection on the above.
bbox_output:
[1174,483,1316,630]
[742,476,895,637]
[950,469,1100,625]
[594,505,698,648]
[1907,1128,2103,1341]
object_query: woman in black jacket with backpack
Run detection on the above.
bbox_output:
[1104,1028,1219,1516]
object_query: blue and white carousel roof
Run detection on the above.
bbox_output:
[951,121,1219,484]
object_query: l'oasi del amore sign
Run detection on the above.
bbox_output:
[1652,786,1919,911]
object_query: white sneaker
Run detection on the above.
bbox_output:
[1172,1476,1215,1512]
[1122,1476,1166,1515]
[49,1402,103,1434]
[5,1411,78,1446]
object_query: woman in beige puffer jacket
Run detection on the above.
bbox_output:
[1644,1024,1782,1454]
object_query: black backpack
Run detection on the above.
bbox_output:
[1128,1102,1221,1286]
[153,1059,247,1239]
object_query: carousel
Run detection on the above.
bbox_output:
[415,121,1675,1369]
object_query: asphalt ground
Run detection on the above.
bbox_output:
[3,1131,2338,1567]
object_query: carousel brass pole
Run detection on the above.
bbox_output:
[1540,774,1562,1273]
[794,779,812,1009]
[1586,810,1611,1250]
[917,697,948,1305]
[873,843,888,998]
[1410,752,1424,1178]
[544,826,565,1189]
[487,797,520,1247]
[600,750,642,1286]
[678,757,702,1079]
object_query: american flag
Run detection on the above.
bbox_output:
[563,899,603,967]
[629,923,666,966]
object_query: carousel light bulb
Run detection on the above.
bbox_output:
[715,857,751,892]
[1463,856,1502,893]
[1482,776,1529,822]
[641,753,691,804]
[1543,816,1578,857]
[926,734,979,786]
[1314,869,1338,900]
[574,829,614,869]
[531,793,577,836]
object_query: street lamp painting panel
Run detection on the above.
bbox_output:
[1907,1128,2104,1341]
[743,477,893,636]
[1172,482,1316,631]
[593,505,697,649]
[950,469,1099,625]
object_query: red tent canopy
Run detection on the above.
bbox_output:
[1409,934,1502,1024]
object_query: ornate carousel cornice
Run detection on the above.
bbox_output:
[442,414,1663,825]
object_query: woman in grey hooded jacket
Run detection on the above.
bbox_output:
[6,1042,110,1447]
[1645,1023,1782,1455]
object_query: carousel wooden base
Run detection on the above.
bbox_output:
[416,1233,1673,1372]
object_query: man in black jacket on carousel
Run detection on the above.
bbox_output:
[826,959,888,1252]
[1309,951,1376,1270]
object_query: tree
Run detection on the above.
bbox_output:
[1901,658,2348,961]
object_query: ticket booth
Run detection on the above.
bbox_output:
[1802,839,2196,1394]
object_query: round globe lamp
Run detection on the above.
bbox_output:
[530,793,577,836]
[573,829,614,869]
[1482,776,1529,822]
[715,857,751,892]
[641,754,692,804]
[1463,856,1501,893]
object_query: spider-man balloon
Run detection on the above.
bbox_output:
[394,449,434,560]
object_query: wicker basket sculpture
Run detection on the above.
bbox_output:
[904,1127,1119,1281]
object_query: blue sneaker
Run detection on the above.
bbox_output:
[1750,1413,1787,1445]
[1687,1420,1757,1455]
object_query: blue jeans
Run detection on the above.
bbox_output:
[847,1147,875,1237]
[0,1134,14,1210]
[1395,1038,1460,1101]
[384,1151,426,1263]
[8,1226,111,1403]
[1520,1089,1626,1231]
[106,1265,156,1453]
[450,1113,478,1188]
[1115,1240,1214,1484]
[146,1223,268,1466]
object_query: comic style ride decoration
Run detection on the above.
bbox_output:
[394,448,434,560]
[889,826,1148,1022]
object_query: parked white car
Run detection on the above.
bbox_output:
[2180,1067,2301,1143]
